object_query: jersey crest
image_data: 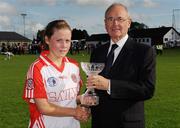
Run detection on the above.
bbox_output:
[47,77,57,87]
[71,73,78,83]
[26,78,34,90]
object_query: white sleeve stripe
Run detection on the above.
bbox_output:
[25,89,28,98]
[30,119,44,128]
[25,89,34,98]
[27,62,33,79]
[31,60,39,78]
[32,120,38,128]
[28,120,31,128]
[65,57,69,62]
[25,60,40,99]
[27,60,39,79]
[39,116,45,128]
[27,90,30,98]
[36,122,40,128]
[40,55,51,66]
[25,87,34,98]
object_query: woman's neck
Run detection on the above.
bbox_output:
[47,53,63,67]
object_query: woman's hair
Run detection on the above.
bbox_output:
[44,19,71,39]
[42,19,71,50]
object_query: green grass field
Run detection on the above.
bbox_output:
[0,48,180,128]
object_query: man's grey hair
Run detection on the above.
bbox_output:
[105,3,130,18]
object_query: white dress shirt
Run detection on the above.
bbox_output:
[108,34,128,64]
[107,34,128,94]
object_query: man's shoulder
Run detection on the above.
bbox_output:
[128,38,152,50]
[136,42,151,49]
[90,42,109,62]
[127,38,153,55]
[94,42,109,52]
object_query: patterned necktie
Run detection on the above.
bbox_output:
[105,44,118,73]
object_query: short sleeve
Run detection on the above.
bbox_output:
[23,63,47,103]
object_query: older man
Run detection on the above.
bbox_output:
[87,3,156,128]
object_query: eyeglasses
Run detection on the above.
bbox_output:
[105,17,129,23]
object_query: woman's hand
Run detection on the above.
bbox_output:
[74,105,90,122]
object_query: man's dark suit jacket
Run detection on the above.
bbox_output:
[90,37,156,128]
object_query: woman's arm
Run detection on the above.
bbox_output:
[34,98,89,121]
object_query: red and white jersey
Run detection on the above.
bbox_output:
[23,51,82,128]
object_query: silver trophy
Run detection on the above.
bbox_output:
[80,62,105,106]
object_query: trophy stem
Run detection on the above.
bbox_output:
[86,87,96,96]
[80,62,104,106]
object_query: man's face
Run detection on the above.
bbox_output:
[104,5,131,42]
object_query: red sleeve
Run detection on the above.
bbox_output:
[33,65,47,98]
[23,61,47,103]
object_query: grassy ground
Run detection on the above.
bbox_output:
[0,48,180,128]
[145,48,180,128]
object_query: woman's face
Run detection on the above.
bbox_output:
[46,28,71,58]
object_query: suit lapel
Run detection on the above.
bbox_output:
[105,42,110,55]
[112,38,134,69]
[99,42,110,62]
[104,42,111,59]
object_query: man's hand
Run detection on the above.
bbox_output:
[87,75,109,90]
[74,106,90,122]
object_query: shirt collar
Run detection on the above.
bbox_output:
[110,34,128,48]
[39,50,68,66]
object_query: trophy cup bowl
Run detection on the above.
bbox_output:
[80,62,105,106]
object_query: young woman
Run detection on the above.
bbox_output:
[23,20,89,128]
